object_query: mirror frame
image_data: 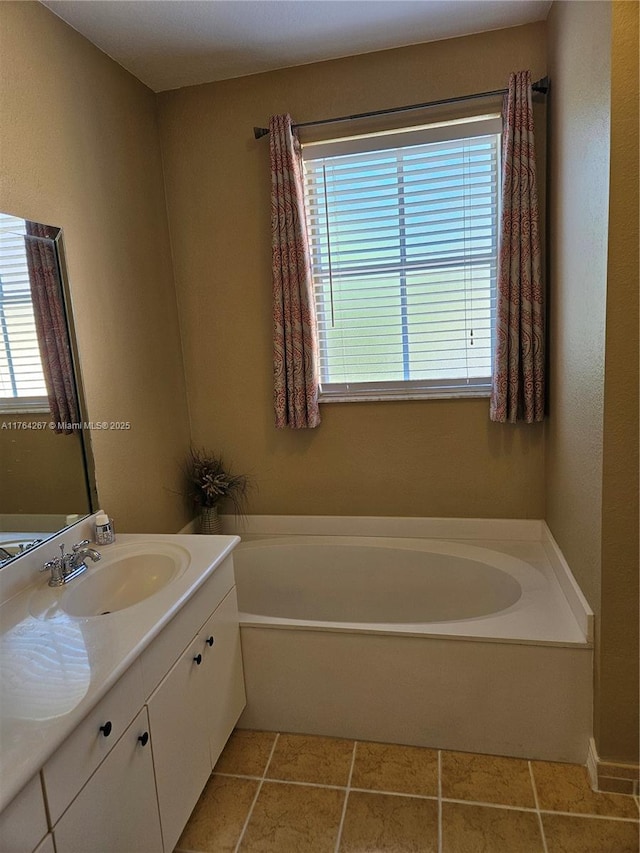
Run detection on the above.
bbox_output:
[1,219,98,567]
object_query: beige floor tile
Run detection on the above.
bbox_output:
[213,729,277,777]
[442,802,544,853]
[351,741,438,797]
[340,790,438,852]
[532,760,639,819]
[238,781,344,853]
[542,813,640,853]
[441,750,535,808]
[266,733,354,786]
[175,774,258,852]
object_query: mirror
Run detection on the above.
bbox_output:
[0,212,97,566]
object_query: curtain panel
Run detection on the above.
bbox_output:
[25,222,79,434]
[490,70,545,423]
[270,114,321,429]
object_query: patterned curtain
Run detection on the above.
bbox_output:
[490,70,545,423]
[270,114,321,429]
[25,222,79,434]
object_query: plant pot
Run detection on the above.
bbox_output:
[200,505,223,535]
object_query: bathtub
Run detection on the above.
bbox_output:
[230,518,593,763]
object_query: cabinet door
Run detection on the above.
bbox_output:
[201,587,247,766]
[54,707,162,853]
[147,632,211,853]
[0,774,48,853]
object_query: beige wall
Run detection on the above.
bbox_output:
[597,0,639,764]
[157,24,546,518]
[0,2,191,533]
[0,414,88,515]
[546,0,639,765]
[545,1,610,612]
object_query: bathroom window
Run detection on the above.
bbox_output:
[0,213,48,412]
[302,115,501,401]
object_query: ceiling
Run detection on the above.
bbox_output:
[42,0,552,93]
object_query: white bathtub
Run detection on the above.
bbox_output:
[230,519,593,763]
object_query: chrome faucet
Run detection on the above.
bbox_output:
[0,539,42,564]
[66,541,101,574]
[41,540,101,587]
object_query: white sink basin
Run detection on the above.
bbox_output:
[30,542,191,618]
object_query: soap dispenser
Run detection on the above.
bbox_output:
[94,511,116,545]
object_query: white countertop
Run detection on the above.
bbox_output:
[0,532,239,812]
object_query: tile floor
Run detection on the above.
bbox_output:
[175,730,640,853]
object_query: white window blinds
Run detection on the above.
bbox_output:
[0,213,48,407]
[302,115,501,400]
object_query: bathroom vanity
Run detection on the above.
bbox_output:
[0,530,245,853]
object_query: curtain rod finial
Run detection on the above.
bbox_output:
[254,126,270,139]
[533,76,550,94]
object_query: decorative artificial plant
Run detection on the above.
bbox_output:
[183,447,250,515]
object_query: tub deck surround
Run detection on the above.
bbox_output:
[229,516,594,764]
[0,529,240,813]
[239,625,592,763]
[222,514,546,541]
[224,514,593,641]
[236,536,589,647]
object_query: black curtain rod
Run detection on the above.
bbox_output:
[253,76,549,139]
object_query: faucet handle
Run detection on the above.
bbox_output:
[41,552,65,585]
[40,544,64,572]
[72,540,90,552]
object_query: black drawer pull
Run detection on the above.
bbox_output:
[206,636,214,646]
[193,653,202,665]
[138,732,149,747]
[99,721,112,737]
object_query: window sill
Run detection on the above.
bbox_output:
[0,398,50,415]
[318,388,491,404]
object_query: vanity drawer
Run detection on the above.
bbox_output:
[0,773,48,853]
[42,658,144,824]
[141,555,235,695]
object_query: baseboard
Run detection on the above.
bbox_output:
[587,738,639,795]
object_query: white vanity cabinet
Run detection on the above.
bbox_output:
[3,553,246,853]
[145,584,246,852]
[201,586,246,767]
[0,774,48,853]
[42,658,145,825]
[147,632,213,852]
[145,569,246,853]
[53,707,162,853]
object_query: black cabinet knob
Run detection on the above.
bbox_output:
[99,721,112,737]
[138,732,149,747]
[193,653,202,665]
[206,636,214,646]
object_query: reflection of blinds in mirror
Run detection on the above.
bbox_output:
[0,213,47,400]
